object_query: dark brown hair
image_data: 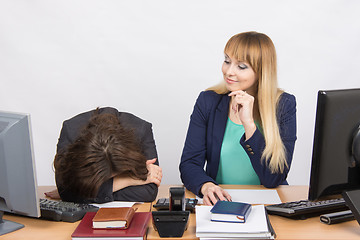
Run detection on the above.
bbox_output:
[54,110,148,198]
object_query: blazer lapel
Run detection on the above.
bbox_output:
[209,94,230,178]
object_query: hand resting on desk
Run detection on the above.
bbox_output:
[201,182,232,205]
[45,188,61,199]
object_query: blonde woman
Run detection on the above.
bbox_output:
[179,31,297,206]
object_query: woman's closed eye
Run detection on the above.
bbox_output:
[238,64,248,70]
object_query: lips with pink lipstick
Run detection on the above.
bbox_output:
[225,78,237,84]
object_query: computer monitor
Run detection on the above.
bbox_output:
[308,88,360,201]
[0,111,40,236]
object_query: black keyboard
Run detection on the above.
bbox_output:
[265,198,349,219]
[40,198,98,222]
[153,198,198,212]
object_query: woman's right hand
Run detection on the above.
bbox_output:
[145,158,162,187]
[200,182,232,205]
[112,158,162,192]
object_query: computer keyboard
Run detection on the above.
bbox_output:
[153,198,198,212]
[265,198,349,219]
[40,198,98,222]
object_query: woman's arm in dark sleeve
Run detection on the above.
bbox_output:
[240,93,297,188]
[95,180,158,203]
[60,180,158,203]
[180,92,217,196]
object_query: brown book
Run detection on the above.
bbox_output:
[92,207,135,229]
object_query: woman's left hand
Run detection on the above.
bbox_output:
[228,90,256,139]
[45,188,61,199]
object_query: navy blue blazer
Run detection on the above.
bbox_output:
[179,91,297,197]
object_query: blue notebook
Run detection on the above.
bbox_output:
[210,201,252,223]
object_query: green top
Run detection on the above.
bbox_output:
[216,118,260,185]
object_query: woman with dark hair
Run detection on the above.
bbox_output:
[47,107,162,203]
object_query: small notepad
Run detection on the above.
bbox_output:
[210,201,252,223]
[92,207,135,229]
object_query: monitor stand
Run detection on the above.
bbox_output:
[0,211,24,236]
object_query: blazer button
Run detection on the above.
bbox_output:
[250,152,254,155]
[245,145,251,148]
[248,148,253,151]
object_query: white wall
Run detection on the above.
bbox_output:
[1,0,359,187]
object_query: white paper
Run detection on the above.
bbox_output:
[226,189,281,204]
[196,205,271,238]
[91,201,140,208]
[197,189,281,205]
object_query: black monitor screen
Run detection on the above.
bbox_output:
[308,88,360,201]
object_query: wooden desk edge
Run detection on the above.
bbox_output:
[5,185,326,240]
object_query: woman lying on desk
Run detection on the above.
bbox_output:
[179,31,297,206]
[46,107,162,203]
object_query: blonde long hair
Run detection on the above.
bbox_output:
[208,31,287,173]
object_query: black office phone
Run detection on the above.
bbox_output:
[153,198,198,212]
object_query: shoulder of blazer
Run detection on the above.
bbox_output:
[62,107,151,138]
[277,92,297,121]
[117,111,152,128]
[64,107,151,128]
[197,90,229,112]
[199,90,224,102]
[63,107,118,125]
[278,92,296,104]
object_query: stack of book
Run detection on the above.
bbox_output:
[71,207,151,240]
[196,204,275,239]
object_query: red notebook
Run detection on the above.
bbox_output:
[71,211,151,240]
